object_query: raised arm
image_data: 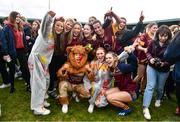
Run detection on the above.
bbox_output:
[118,53,137,74]
[40,11,56,39]
[111,11,121,24]
[128,11,144,37]
[103,10,113,29]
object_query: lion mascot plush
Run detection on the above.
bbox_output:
[57,45,94,113]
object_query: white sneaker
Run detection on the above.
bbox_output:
[0,83,10,89]
[72,92,77,98]
[72,92,80,102]
[18,77,23,80]
[143,108,151,120]
[34,107,50,115]
[88,104,94,113]
[44,100,50,107]
[62,104,68,113]
[45,93,49,99]
[155,100,161,107]
[75,96,80,102]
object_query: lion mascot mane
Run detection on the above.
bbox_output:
[57,45,94,113]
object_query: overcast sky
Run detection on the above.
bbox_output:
[0,0,179,23]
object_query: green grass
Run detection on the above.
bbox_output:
[0,79,180,121]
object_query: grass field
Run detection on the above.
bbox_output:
[0,79,180,121]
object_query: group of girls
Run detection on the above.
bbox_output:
[1,9,179,120]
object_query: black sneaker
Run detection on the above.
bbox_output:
[48,90,59,99]
[26,85,31,92]
[10,87,16,94]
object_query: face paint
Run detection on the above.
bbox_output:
[75,53,83,63]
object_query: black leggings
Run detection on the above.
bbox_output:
[48,54,66,91]
[176,82,180,108]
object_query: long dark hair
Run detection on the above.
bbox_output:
[31,20,40,39]
[9,11,19,24]
[52,17,66,54]
[9,11,23,31]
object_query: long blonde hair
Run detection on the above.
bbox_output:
[67,22,83,45]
